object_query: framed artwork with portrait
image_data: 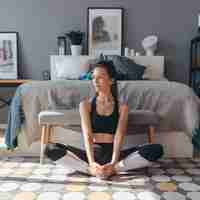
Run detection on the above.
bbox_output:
[0,32,19,79]
[87,7,124,56]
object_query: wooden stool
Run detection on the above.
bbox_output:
[39,109,159,164]
[38,110,80,164]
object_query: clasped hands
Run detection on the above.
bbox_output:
[89,162,116,179]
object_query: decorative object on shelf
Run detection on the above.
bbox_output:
[70,45,82,56]
[198,13,200,33]
[0,32,18,79]
[57,36,66,55]
[124,47,129,57]
[66,30,84,56]
[135,52,141,56]
[189,35,200,96]
[42,70,50,80]
[142,35,158,56]
[130,49,135,56]
[87,7,124,56]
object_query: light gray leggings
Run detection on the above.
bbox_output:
[45,143,164,173]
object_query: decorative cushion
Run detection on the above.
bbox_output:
[107,55,146,80]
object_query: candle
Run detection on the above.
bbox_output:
[198,14,200,27]
[124,47,129,57]
[130,49,135,56]
[135,52,141,56]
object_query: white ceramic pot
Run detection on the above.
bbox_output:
[71,45,82,56]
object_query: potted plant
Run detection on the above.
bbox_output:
[66,30,84,55]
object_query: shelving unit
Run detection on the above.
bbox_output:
[189,36,200,96]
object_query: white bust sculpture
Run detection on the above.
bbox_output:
[142,35,158,56]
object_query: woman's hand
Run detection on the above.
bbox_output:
[89,162,104,177]
[101,162,116,178]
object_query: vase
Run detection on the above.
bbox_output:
[71,45,82,56]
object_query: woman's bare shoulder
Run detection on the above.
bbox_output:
[79,98,92,112]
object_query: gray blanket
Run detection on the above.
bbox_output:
[19,80,200,146]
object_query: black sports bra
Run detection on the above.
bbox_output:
[90,96,118,134]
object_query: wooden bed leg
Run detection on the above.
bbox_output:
[45,125,51,144]
[148,126,155,144]
[40,125,47,164]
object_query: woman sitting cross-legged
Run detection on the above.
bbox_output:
[45,60,164,179]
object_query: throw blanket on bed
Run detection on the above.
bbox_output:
[5,80,200,150]
[5,86,23,149]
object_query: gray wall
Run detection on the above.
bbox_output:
[0,0,200,122]
[0,0,199,82]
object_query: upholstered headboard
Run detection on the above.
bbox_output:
[50,55,165,80]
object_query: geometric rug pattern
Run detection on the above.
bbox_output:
[0,157,200,200]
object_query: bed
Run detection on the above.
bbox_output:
[5,56,200,158]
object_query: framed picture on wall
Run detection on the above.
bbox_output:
[0,32,18,79]
[87,7,124,56]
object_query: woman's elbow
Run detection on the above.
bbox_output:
[83,133,93,143]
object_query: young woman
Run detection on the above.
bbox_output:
[45,60,164,179]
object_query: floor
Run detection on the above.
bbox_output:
[0,156,200,200]
[1,129,200,199]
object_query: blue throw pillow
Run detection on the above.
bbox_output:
[107,55,146,80]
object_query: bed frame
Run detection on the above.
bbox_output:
[1,56,193,158]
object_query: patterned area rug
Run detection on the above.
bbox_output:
[0,157,200,200]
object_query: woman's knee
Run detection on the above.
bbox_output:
[44,143,67,161]
[138,144,164,162]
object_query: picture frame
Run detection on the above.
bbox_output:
[0,32,19,79]
[87,7,124,56]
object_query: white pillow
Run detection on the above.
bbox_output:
[50,56,96,80]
